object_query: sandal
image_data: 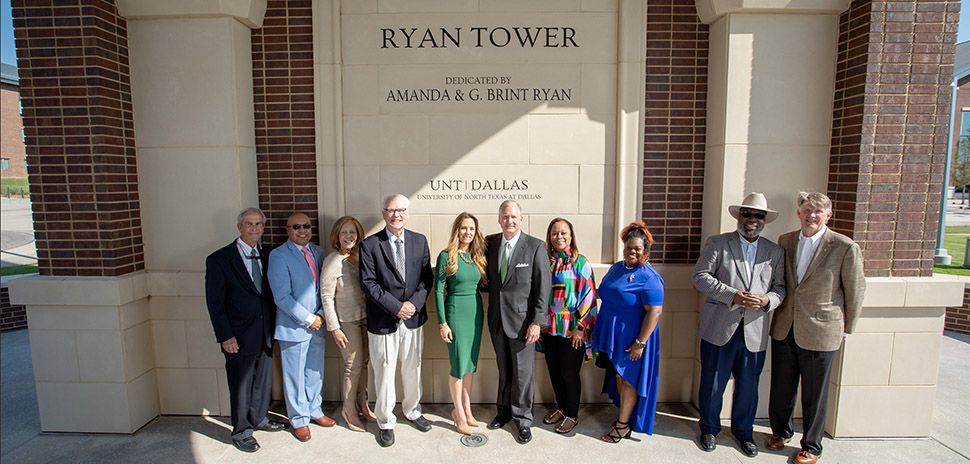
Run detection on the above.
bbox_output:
[555,416,577,434]
[600,420,631,443]
[542,409,565,425]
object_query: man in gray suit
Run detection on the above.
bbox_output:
[692,192,786,458]
[484,200,551,444]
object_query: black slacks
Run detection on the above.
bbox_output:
[768,332,836,456]
[541,333,585,418]
[225,347,274,440]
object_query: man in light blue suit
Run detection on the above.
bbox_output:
[268,212,335,442]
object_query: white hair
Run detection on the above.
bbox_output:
[383,194,410,209]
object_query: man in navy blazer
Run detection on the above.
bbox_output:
[268,212,334,443]
[204,207,285,453]
[359,194,434,447]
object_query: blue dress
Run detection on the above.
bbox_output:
[591,261,665,434]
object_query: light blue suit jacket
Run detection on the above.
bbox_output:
[269,240,325,342]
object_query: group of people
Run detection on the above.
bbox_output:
[692,191,865,464]
[205,189,863,464]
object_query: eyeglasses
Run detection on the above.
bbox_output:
[740,211,766,220]
[383,208,407,215]
[289,223,311,230]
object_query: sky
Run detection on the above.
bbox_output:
[0,0,969,66]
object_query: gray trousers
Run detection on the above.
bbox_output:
[490,321,535,427]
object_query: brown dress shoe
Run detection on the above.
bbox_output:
[793,450,819,464]
[765,435,791,450]
[292,425,311,442]
[312,416,336,427]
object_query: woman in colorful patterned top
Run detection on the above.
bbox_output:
[539,217,598,434]
[591,221,664,442]
[435,212,487,435]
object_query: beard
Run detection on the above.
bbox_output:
[737,225,762,241]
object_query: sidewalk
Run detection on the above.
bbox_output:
[1,329,968,464]
[0,197,36,268]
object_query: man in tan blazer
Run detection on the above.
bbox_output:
[766,192,865,464]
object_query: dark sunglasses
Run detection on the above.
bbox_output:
[740,211,766,220]
[290,223,312,230]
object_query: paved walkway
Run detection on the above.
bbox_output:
[0,197,36,267]
[1,329,968,464]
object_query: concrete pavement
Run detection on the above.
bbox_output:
[1,329,968,464]
[0,197,36,267]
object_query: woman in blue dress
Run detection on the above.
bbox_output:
[591,221,664,442]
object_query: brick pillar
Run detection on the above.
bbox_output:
[829,0,960,277]
[12,0,144,277]
[9,0,156,433]
[642,0,708,264]
[252,0,318,247]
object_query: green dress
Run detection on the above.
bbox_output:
[435,250,484,379]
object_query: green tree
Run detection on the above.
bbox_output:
[954,138,970,205]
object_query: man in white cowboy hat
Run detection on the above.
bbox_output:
[692,192,786,458]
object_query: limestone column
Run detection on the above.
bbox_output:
[117,0,267,416]
[696,0,851,237]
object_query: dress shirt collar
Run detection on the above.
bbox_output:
[501,231,521,251]
[799,225,827,245]
[385,228,405,243]
[236,238,259,256]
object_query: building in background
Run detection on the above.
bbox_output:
[6,0,965,441]
[0,62,26,180]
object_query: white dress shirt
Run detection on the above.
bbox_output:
[235,238,261,285]
[796,225,827,283]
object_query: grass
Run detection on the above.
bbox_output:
[0,264,38,276]
[0,177,29,197]
[934,226,970,276]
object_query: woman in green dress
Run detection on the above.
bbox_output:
[435,212,487,435]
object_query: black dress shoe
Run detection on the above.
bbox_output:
[255,420,286,432]
[408,415,432,432]
[515,426,532,444]
[377,428,395,447]
[738,438,758,457]
[699,433,716,452]
[487,416,510,430]
[232,436,260,453]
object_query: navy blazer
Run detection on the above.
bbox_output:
[204,241,276,354]
[358,229,433,335]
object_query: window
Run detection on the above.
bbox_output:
[0,158,10,171]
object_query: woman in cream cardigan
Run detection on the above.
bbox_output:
[320,216,377,432]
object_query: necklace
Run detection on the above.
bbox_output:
[458,250,474,264]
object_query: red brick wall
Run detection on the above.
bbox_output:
[12,0,144,277]
[945,285,970,334]
[829,0,959,277]
[0,286,27,331]
[642,0,708,264]
[252,0,318,248]
[0,84,27,179]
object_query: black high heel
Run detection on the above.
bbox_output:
[601,420,632,443]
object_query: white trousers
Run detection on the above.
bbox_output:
[368,321,424,430]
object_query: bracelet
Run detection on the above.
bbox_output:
[633,338,646,347]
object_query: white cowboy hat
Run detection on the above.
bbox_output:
[728,192,778,223]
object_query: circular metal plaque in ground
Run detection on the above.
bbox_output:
[460,433,488,447]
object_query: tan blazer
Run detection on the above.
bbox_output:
[771,228,865,352]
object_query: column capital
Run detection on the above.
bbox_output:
[117,0,267,28]
[695,0,850,24]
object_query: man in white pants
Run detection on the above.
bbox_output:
[358,194,434,447]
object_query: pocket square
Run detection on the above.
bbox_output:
[515,263,529,268]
